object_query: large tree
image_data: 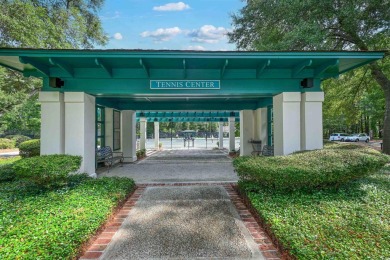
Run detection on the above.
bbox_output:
[229,0,390,152]
[0,0,108,136]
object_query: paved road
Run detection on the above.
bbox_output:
[98,149,238,183]
[100,185,263,259]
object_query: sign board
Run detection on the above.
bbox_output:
[150,80,220,89]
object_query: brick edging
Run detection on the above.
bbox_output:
[78,186,146,260]
[232,184,295,260]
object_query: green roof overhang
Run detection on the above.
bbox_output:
[0,49,384,111]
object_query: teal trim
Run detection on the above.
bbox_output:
[267,106,273,146]
[113,110,121,151]
[136,117,240,122]
[136,112,239,118]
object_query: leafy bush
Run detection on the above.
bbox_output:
[0,138,15,149]
[0,177,135,259]
[19,139,40,158]
[13,154,82,188]
[136,149,146,159]
[233,144,389,191]
[239,172,390,259]
[0,164,15,182]
[5,135,31,148]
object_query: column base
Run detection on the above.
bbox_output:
[124,156,138,163]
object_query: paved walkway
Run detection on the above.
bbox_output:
[98,149,238,183]
[80,184,281,260]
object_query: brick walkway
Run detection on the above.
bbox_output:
[79,183,282,260]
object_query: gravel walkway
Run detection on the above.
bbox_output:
[100,186,263,259]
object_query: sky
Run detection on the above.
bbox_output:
[99,0,245,51]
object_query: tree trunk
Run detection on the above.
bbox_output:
[370,62,390,154]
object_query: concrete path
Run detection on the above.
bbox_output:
[100,185,263,259]
[98,149,238,183]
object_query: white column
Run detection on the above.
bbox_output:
[140,117,147,150]
[228,117,235,152]
[104,107,113,149]
[240,110,255,156]
[273,92,301,155]
[154,121,160,150]
[121,110,137,162]
[254,108,268,148]
[64,92,95,176]
[39,92,64,155]
[218,122,224,149]
[301,92,325,150]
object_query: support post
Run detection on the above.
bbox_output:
[154,121,160,150]
[121,110,137,162]
[301,92,324,150]
[140,117,147,150]
[218,122,224,149]
[273,92,301,155]
[64,92,96,176]
[228,117,235,152]
[39,92,65,155]
[254,108,268,149]
[240,110,255,156]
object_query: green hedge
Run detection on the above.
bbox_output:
[0,164,15,182]
[0,176,136,259]
[19,139,40,158]
[13,154,82,188]
[5,135,31,148]
[0,138,15,149]
[233,144,389,191]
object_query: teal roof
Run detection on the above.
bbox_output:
[0,49,384,111]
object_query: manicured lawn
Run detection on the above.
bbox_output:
[0,176,135,259]
[240,170,390,259]
[0,156,20,165]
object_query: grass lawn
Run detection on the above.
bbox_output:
[0,176,135,259]
[0,156,20,165]
[240,170,390,259]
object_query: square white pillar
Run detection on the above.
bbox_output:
[273,92,301,155]
[254,108,268,148]
[154,121,160,149]
[121,110,137,162]
[218,122,224,149]
[39,92,64,155]
[228,117,235,152]
[240,110,255,156]
[64,92,96,176]
[104,107,114,149]
[301,92,325,150]
[140,117,147,150]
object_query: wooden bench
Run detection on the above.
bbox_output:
[96,146,124,172]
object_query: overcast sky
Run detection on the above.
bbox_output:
[100,0,244,51]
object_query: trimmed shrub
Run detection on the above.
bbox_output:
[233,144,389,191]
[0,164,15,182]
[0,138,15,149]
[136,149,146,159]
[5,135,31,148]
[13,154,82,188]
[19,139,40,158]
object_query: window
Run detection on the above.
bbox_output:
[96,106,105,148]
[113,110,121,150]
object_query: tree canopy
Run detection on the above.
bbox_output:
[229,0,390,152]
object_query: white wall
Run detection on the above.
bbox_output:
[39,92,65,155]
[301,92,324,150]
[154,122,160,149]
[229,117,235,152]
[140,117,147,150]
[240,110,255,156]
[273,92,301,155]
[64,92,96,176]
[121,110,137,162]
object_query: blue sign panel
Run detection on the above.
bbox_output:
[150,80,220,89]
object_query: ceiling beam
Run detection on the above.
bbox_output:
[19,56,50,76]
[183,59,186,79]
[49,58,74,77]
[292,59,312,78]
[256,59,271,78]
[221,59,229,78]
[139,59,149,77]
[95,58,112,77]
[314,59,339,77]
